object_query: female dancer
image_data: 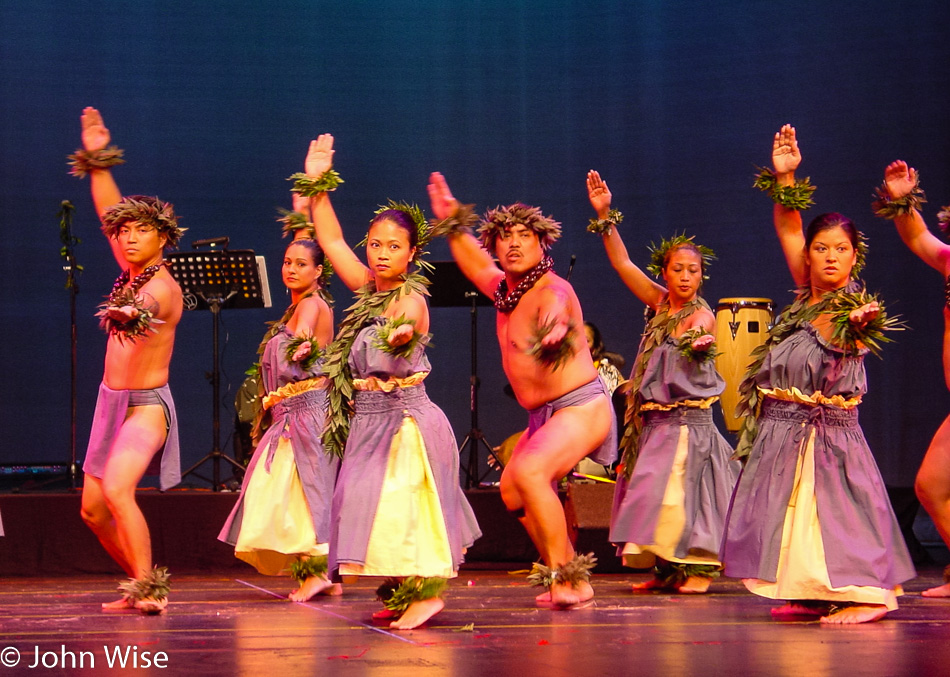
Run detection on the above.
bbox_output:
[218,228,339,602]
[877,159,950,597]
[587,170,739,593]
[301,134,480,630]
[721,125,915,624]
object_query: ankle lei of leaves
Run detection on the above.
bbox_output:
[431,202,479,239]
[372,315,430,359]
[494,256,554,313]
[872,175,927,219]
[278,208,315,239]
[96,263,166,342]
[587,209,623,235]
[619,297,706,477]
[67,146,125,178]
[526,316,577,371]
[527,553,597,588]
[676,327,720,363]
[321,273,430,458]
[290,555,328,584]
[288,170,344,196]
[655,563,721,587]
[118,566,171,602]
[734,291,822,460]
[376,577,447,613]
[753,166,816,211]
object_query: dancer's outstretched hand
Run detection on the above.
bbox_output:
[427,172,460,220]
[883,160,918,200]
[81,106,110,152]
[586,170,612,218]
[305,134,335,177]
[772,124,801,175]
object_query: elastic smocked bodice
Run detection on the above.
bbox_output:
[637,336,724,404]
[348,317,431,380]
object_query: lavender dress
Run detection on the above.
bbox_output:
[722,323,915,594]
[329,319,481,576]
[219,327,339,555]
[609,337,740,562]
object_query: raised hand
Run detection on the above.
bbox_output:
[586,170,612,218]
[81,106,111,152]
[305,134,335,177]
[883,160,918,200]
[427,172,460,220]
[772,124,801,175]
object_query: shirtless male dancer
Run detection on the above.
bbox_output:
[427,172,616,608]
[71,107,184,614]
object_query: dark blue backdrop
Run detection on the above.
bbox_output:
[2,1,948,486]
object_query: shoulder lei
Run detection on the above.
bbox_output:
[733,282,903,460]
[619,296,709,477]
[321,272,430,458]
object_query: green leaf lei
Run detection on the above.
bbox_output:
[284,334,324,371]
[357,200,435,274]
[118,566,170,602]
[321,272,430,459]
[376,576,447,613]
[619,296,708,477]
[676,327,720,363]
[67,145,125,178]
[289,555,328,583]
[430,202,479,238]
[733,283,903,460]
[645,234,716,280]
[372,315,430,360]
[754,166,817,211]
[277,208,314,239]
[586,209,623,235]
[871,176,927,219]
[526,316,577,371]
[288,169,344,196]
[527,553,597,588]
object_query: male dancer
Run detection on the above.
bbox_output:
[72,107,184,613]
[427,172,616,607]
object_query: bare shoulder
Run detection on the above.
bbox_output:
[387,290,429,327]
[690,305,716,332]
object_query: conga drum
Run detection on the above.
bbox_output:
[715,298,773,432]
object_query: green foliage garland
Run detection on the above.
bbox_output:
[526,316,577,371]
[288,169,344,196]
[290,555,328,583]
[646,234,715,280]
[376,576,447,613]
[118,566,171,602]
[586,209,623,235]
[871,176,927,219]
[753,166,817,211]
[676,327,720,363]
[67,145,125,178]
[527,553,597,588]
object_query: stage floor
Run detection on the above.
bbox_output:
[3,570,950,675]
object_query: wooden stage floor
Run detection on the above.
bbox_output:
[3,569,950,676]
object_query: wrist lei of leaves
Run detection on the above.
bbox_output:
[289,555,328,584]
[278,208,315,239]
[373,315,430,359]
[527,553,597,589]
[676,327,719,363]
[753,166,816,211]
[871,176,927,219]
[288,169,344,196]
[646,234,715,279]
[376,576,447,613]
[619,297,706,476]
[285,333,324,371]
[431,202,479,239]
[526,316,577,371]
[321,273,431,458]
[96,263,166,342]
[118,566,170,602]
[67,145,125,178]
[586,209,623,235]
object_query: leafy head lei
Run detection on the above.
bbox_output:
[101,195,185,249]
[645,234,715,280]
[358,200,434,273]
[477,203,561,252]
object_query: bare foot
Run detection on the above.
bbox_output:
[676,576,711,594]
[548,579,594,608]
[101,596,134,612]
[770,602,829,618]
[921,582,950,598]
[390,597,445,630]
[820,605,887,625]
[134,596,168,615]
[631,577,671,593]
[289,576,342,602]
[372,607,400,622]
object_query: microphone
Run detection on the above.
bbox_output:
[566,254,577,281]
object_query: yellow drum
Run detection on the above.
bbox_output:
[715,298,773,432]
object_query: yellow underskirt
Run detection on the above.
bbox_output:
[743,426,900,609]
[339,415,456,579]
[623,423,721,568]
[234,434,326,576]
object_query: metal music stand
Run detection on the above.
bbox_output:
[167,243,272,490]
[428,261,502,489]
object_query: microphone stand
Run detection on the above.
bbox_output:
[58,201,82,489]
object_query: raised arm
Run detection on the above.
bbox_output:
[884,160,950,275]
[427,172,503,297]
[304,135,371,291]
[79,107,127,268]
[586,170,666,309]
[770,125,808,287]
